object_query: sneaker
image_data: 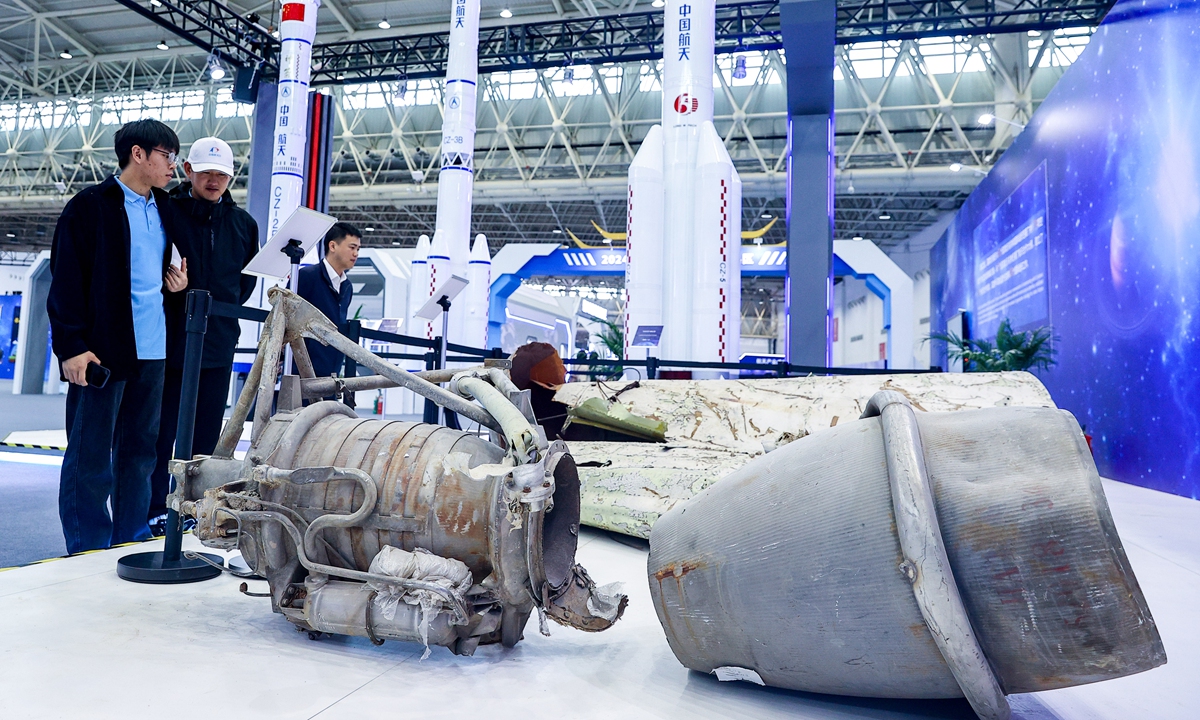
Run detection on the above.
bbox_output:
[148,513,168,537]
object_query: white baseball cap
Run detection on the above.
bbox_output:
[186,137,234,176]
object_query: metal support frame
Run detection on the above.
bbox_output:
[111,0,276,74]
[115,0,1114,86]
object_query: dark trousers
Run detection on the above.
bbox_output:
[149,365,233,519]
[59,359,165,554]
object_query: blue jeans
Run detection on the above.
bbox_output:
[59,359,164,554]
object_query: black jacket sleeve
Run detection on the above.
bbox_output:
[239,215,259,305]
[46,200,91,362]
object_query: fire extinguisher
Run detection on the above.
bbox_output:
[374,390,384,415]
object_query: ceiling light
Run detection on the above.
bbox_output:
[732,55,747,80]
[378,18,391,29]
[5,232,14,238]
[157,40,170,51]
[552,228,562,234]
[150,0,162,6]
[1028,30,1040,36]
[760,213,772,219]
[878,213,892,220]
[652,0,665,6]
[206,54,226,80]
[852,235,864,241]
[500,8,513,18]
[978,112,996,125]
[949,162,964,172]
[59,51,72,60]
[365,227,376,232]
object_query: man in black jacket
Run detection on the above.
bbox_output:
[149,137,259,527]
[48,119,189,554]
[297,222,360,378]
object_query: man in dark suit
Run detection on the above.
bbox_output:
[48,119,189,553]
[148,137,259,530]
[297,222,360,378]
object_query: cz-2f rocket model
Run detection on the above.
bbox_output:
[624,0,741,374]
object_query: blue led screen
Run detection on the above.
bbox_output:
[931,0,1200,498]
[971,163,1050,340]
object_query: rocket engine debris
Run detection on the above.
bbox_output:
[647,391,1165,719]
[170,288,626,655]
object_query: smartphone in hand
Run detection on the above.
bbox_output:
[85,362,111,389]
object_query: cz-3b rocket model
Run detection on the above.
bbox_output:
[408,0,491,349]
[625,0,741,375]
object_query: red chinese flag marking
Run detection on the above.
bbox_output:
[282,3,305,22]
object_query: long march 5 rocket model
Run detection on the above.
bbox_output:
[625,0,741,373]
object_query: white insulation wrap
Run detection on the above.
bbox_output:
[267,0,319,239]
[624,124,664,363]
[436,0,481,346]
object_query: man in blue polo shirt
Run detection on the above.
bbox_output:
[48,119,189,553]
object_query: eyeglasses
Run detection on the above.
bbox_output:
[151,148,178,165]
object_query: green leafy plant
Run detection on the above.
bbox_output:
[596,318,624,359]
[591,318,624,380]
[930,318,1057,372]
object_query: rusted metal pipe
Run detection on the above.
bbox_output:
[300,365,491,400]
[214,314,271,457]
[252,310,288,444]
[305,322,502,433]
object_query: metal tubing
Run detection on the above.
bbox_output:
[299,365,490,399]
[454,374,541,461]
[253,311,289,443]
[862,391,1010,720]
[306,322,502,433]
[289,337,317,379]
[165,290,211,563]
[234,509,470,624]
[261,466,379,563]
[214,314,271,458]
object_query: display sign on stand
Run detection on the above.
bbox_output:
[416,275,469,425]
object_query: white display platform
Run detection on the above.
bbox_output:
[0,479,1196,719]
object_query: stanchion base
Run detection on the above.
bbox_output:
[116,551,224,584]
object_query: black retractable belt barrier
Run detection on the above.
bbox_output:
[118,290,224,583]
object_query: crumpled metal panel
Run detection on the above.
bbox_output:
[646,402,1164,705]
[555,372,1056,455]
[559,372,1057,538]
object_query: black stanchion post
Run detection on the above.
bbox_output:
[422,350,438,424]
[117,290,224,583]
[342,319,360,408]
[646,356,658,380]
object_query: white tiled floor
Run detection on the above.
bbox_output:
[0,479,1195,719]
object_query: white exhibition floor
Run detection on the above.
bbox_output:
[0,479,1196,720]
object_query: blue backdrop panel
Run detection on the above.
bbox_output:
[931,0,1200,498]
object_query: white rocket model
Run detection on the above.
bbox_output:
[624,0,741,374]
[463,234,492,348]
[267,0,320,239]
[426,229,451,341]
[433,0,483,346]
[407,234,431,342]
